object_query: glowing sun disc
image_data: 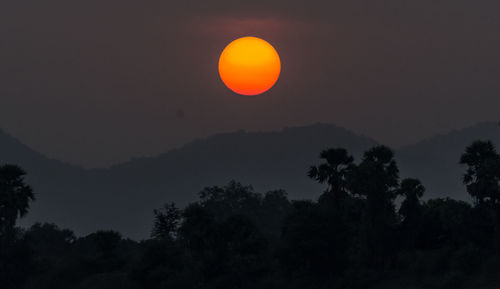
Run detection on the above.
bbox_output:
[218,36,281,96]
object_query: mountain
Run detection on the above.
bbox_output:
[397,122,500,201]
[2,124,378,239]
[0,129,90,230]
[2,122,499,239]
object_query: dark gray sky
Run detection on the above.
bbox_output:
[1,0,499,167]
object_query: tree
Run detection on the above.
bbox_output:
[259,190,291,240]
[419,198,473,249]
[0,233,34,289]
[132,239,189,289]
[0,165,35,289]
[350,146,400,268]
[278,200,349,283]
[398,178,425,225]
[25,222,75,259]
[351,146,399,205]
[178,202,269,289]
[212,215,269,288]
[23,223,76,289]
[397,178,425,250]
[0,164,35,235]
[460,140,500,206]
[198,181,262,222]
[151,202,181,241]
[74,230,126,276]
[308,148,354,202]
[460,140,500,250]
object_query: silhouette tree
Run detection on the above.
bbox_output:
[9,141,500,288]
[398,178,425,223]
[0,233,34,289]
[397,178,425,250]
[419,198,473,249]
[308,148,354,202]
[0,164,35,236]
[211,215,269,289]
[23,223,76,289]
[132,239,188,289]
[178,202,269,288]
[151,202,181,241]
[196,181,289,240]
[461,141,500,250]
[25,222,75,261]
[72,230,128,283]
[260,189,291,240]
[279,200,350,285]
[350,146,399,268]
[460,140,500,206]
[0,164,35,289]
[198,181,262,222]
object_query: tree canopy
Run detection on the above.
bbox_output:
[3,140,500,288]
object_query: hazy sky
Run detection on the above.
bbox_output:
[1,0,499,167]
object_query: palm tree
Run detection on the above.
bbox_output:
[460,140,500,206]
[351,145,399,201]
[460,141,500,250]
[0,164,35,235]
[351,146,400,268]
[398,178,425,222]
[308,148,354,201]
[397,178,425,250]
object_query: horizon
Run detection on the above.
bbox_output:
[3,2,500,287]
[2,1,500,169]
[2,120,499,168]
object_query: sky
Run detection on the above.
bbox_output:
[1,0,499,168]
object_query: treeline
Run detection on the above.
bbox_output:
[2,140,500,288]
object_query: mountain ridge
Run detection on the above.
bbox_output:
[1,122,499,239]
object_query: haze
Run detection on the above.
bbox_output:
[1,0,499,167]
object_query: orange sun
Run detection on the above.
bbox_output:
[218,36,281,96]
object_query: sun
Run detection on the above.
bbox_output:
[218,36,281,96]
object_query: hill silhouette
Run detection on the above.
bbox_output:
[1,122,499,239]
[398,122,500,201]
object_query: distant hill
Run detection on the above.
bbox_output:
[397,122,500,201]
[2,124,377,239]
[2,122,499,239]
[0,129,90,231]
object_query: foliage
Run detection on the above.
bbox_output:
[0,164,35,235]
[151,202,181,241]
[5,141,500,288]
